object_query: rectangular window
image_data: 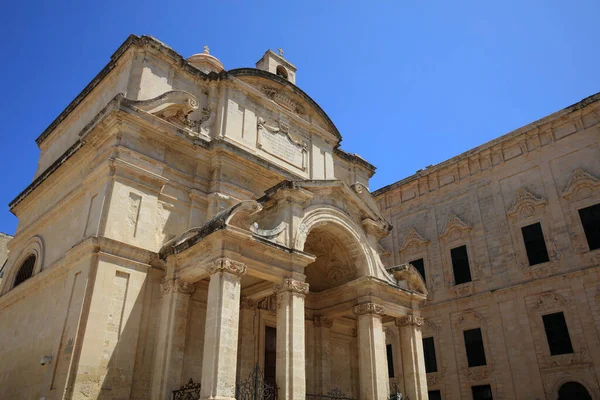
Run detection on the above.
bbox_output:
[423,337,438,373]
[472,385,493,400]
[542,312,574,355]
[386,344,395,378]
[410,258,426,283]
[521,223,550,265]
[463,328,487,367]
[451,245,472,284]
[428,390,442,400]
[579,204,600,251]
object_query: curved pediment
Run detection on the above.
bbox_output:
[399,227,430,254]
[439,214,472,241]
[562,168,600,201]
[507,188,547,220]
[228,68,341,143]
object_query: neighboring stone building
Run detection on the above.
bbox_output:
[0,34,597,400]
[0,232,12,280]
[374,94,600,399]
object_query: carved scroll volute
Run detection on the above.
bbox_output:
[562,168,600,201]
[353,302,385,316]
[506,188,547,221]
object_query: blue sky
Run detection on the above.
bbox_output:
[0,1,598,235]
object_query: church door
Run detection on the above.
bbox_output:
[264,326,277,387]
[558,382,592,400]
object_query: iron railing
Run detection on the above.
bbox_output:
[306,387,355,400]
[236,364,278,400]
[172,378,201,400]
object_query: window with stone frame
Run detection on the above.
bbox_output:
[410,258,426,283]
[428,390,442,400]
[463,328,487,367]
[13,255,36,288]
[386,344,395,378]
[472,384,493,400]
[542,312,574,356]
[521,222,550,266]
[451,245,472,285]
[578,203,600,251]
[422,336,438,373]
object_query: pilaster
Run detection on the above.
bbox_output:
[313,316,333,394]
[151,278,195,400]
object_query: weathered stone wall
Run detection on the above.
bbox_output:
[0,232,11,267]
[375,96,600,399]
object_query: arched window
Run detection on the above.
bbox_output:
[13,255,36,287]
[558,382,591,400]
[276,65,288,80]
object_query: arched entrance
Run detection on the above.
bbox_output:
[558,382,592,400]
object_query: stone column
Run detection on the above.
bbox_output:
[152,278,195,400]
[275,278,309,400]
[200,258,247,400]
[354,303,389,400]
[396,315,428,400]
[314,316,333,394]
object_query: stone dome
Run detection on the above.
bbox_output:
[187,46,225,74]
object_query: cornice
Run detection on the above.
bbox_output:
[373,92,600,198]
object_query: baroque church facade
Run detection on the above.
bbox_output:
[0,35,598,400]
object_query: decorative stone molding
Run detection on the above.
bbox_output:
[161,278,195,296]
[445,281,474,298]
[424,318,441,334]
[539,349,588,369]
[250,221,286,240]
[456,309,486,325]
[562,168,600,201]
[240,297,258,310]
[531,291,568,312]
[465,364,494,381]
[398,227,430,255]
[395,315,424,327]
[207,257,247,277]
[384,327,396,340]
[570,233,588,254]
[313,316,334,328]
[354,302,385,316]
[257,116,308,170]
[260,85,306,115]
[426,369,446,386]
[274,278,309,295]
[506,187,547,220]
[439,214,472,241]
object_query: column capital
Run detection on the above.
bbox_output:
[353,302,385,316]
[313,316,333,328]
[395,315,424,328]
[274,278,309,295]
[161,278,195,296]
[240,297,258,310]
[208,257,247,277]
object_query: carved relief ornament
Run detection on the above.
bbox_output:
[531,291,568,312]
[161,278,195,296]
[562,168,600,201]
[313,316,334,328]
[354,302,385,316]
[439,214,472,241]
[398,227,430,255]
[274,278,309,295]
[207,257,247,277]
[456,309,486,325]
[395,315,424,327]
[507,187,547,220]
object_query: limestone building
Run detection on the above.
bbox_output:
[0,34,597,400]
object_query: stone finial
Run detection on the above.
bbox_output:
[274,278,309,295]
[207,257,247,277]
[313,316,334,328]
[161,278,195,296]
[203,45,210,54]
[353,302,385,316]
[395,315,424,328]
[278,48,284,57]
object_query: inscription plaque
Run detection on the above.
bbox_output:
[257,117,307,170]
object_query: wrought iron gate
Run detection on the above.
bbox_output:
[236,364,278,400]
[172,378,201,400]
[388,382,405,400]
[305,387,355,399]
